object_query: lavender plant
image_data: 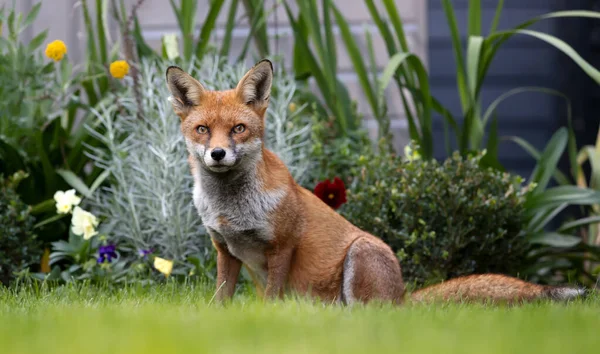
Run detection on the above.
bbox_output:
[86,57,312,271]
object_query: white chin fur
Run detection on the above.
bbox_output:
[207,165,232,173]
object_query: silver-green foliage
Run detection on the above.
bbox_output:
[87,57,312,262]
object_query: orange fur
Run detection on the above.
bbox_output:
[165,60,587,306]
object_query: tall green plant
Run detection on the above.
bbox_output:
[168,0,226,61]
[505,127,600,285]
[283,0,361,138]
[370,0,600,161]
[0,3,109,246]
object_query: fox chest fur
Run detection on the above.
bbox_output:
[193,170,286,281]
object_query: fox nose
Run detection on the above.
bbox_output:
[211,148,226,161]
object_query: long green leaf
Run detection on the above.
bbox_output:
[466,36,484,98]
[380,52,433,158]
[467,0,481,36]
[132,16,157,60]
[365,0,397,55]
[483,87,571,128]
[367,0,426,140]
[512,30,600,84]
[525,186,600,211]
[56,169,92,198]
[219,0,239,58]
[366,29,386,130]
[27,29,47,53]
[464,36,484,148]
[30,198,55,215]
[34,213,68,229]
[241,0,269,57]
[81,0,98,65]
[480,114,502,170]
[169,0,184,33]
[297,0,326,71]
[503,135,571,186]
[442,0,469,111]
[23,2,41,28]
[528,203,568,233]
[174,0,198,60]
[567,114,579,184]
[529,232,582,248]
[96,0,108,63]
[89,168,111,194]
[332,5,378,119]
[480,11,600,87]
[382,0,409,52]
[236,0,266,62]
[529,127,568,194]
[577,146,600,190]
[382,0,414,89]
[489,0,504,34]
[195,0,225,59]
[559,215,600,232]
[323,0,336,86]
[283,2,346,134]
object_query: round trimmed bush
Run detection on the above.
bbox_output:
[341,149,534,287]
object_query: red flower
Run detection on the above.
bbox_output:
[313,177,347,210]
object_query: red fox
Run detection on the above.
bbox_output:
[165,59,587,305]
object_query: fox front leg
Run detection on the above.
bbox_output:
[212,240,242,302]
[264,247,294,300]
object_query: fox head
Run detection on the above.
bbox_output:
[165,59,273,174]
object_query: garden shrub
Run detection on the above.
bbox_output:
[0,172,42,286]
[341,147,535,287]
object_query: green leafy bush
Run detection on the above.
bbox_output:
[341,147,535,287]
[0,3,111,245]
[0,172,41,286]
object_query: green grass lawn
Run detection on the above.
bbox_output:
[0,282,598,354]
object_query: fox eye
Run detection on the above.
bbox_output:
[197,125,209,134]
[233,124,246,134]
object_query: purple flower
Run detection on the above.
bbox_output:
[138,249,153,259]
[97,244,117,263]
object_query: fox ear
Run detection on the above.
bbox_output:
[236,59,273,114]
[165,66,205,118]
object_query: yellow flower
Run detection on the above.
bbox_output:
[288,102,297,113]
[110,60,130,79]
[154,257,173,277]
[45,40,67,62]
[71,206,99,240]
[403,145,421,162]
[54,189,82,214]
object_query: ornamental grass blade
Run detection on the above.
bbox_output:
[380,53,433,158]
[529,232,582,248]
[528,127,568,193]
[195,0,225,60]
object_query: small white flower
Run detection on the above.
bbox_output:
[404,144,421,162]
[53,189,82,214]
[71,206,99,240]
[404,145,413,160]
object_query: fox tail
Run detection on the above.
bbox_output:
[410,274,588,304]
